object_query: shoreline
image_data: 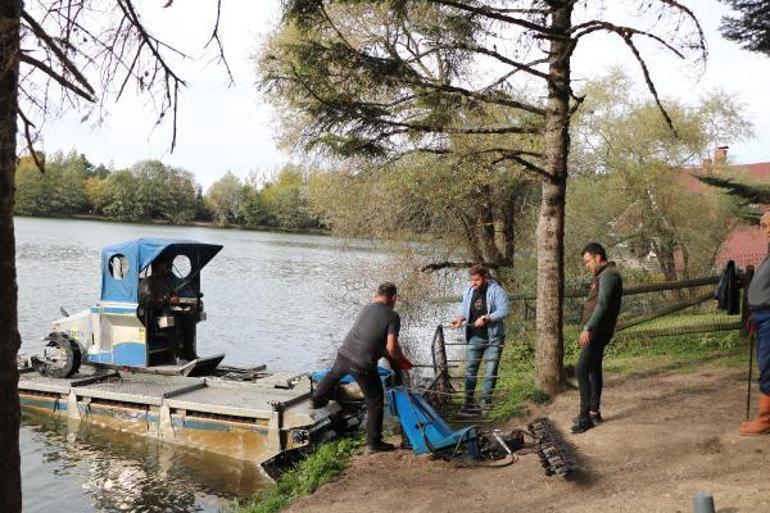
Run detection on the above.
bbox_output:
[14,213,331,236]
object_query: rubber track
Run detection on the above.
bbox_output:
[528,417,575,478]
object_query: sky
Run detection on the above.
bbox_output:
[37,0,770,190]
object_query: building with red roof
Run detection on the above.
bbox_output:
[679,148,769,269]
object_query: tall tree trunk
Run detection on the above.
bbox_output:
[476,191,505,265]
[0,2,22,511]
[459,212,484,263]
[535,2,572,396]
[502,196,516,263]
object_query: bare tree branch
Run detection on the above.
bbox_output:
[572,20,686,58]
[204,0,234,86]
[621,34,676,134]
[427,0,558,36]
[17,109,45,173]
[20,8,95,96]
[19,53,95,102]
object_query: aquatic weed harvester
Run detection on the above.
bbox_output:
[17,238,357,476]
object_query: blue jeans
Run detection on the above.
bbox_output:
[753,310,770,395]
[464,335,503,404]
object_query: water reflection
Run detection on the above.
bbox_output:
[22,410,269,513]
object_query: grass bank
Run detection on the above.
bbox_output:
[489,322,746,419]
[230,437,362,513]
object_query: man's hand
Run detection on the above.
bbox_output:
[450,316,465,329]
[579,330,591,348]
[473,315,489,328]
[169,296,180,306]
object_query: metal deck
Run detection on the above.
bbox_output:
[19,368,321,424]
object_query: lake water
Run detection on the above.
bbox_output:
[15,216,446,512]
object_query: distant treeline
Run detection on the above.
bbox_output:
[14,151,322,231]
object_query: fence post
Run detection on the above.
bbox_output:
[740,266,754,338]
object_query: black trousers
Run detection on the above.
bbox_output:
[576,334,610,416]
[313,353,384,446]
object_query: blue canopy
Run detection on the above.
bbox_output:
[100,238,223,303]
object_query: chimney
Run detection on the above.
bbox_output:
[714,145,728,173]
[701,157,712,176]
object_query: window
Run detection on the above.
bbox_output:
[108,254,129,279]
[172,254,192,279]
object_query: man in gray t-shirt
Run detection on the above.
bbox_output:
[338,301,401,368]
[312,282,411,452]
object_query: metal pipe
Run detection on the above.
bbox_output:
[692,492,715,513]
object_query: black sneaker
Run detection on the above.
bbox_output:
[570,415,594,434]
[590,411,603,424]
[366,441,396,453]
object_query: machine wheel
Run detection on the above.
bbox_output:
[36,332,82,378]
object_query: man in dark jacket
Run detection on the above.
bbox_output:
[741,211,770,435]
[312,282,412,452]
[572,243,623,434]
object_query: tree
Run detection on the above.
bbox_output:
[132,160,198,223]
[259,0,705,395]
[103,169,142,222]
[260,166,317,230]
[721,0,770,55]
[14,151,88,216]
[206,172,243,226]
[309,154,539,284]
[1,3,228,508]
[239,173,271,228]
[567,71,751,280]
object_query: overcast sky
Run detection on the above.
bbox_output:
[37,0,770,189]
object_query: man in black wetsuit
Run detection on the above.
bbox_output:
[312,282,412,453]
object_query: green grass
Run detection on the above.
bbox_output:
[485,320,747,420]
[230,437,362,513]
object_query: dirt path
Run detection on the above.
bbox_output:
[287,363,770,513]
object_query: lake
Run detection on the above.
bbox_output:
[15,216,447,512]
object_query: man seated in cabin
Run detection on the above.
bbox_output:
[311,282,413,453]
[139,258,179,313]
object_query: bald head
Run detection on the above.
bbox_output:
[761,211,770,239]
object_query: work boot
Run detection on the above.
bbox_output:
[366,440,396,453]
[571,414,594,434]
[740,393,770,436]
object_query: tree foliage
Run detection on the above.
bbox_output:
[15,150,88,216]
[721,0,770,56]
[567,71,751,279]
